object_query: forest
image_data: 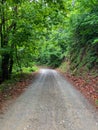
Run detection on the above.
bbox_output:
[0,0,98,83]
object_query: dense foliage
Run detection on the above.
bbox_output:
[0,0,98,82]
[65,0,98,73]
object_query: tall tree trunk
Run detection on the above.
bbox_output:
[1,54,10,81]
[9,4,18,76]
[1,0,10,82]
[8,5,18,77]
[9,55,13,77]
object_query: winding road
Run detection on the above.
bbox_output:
[0,69,98,130]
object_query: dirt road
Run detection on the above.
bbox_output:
[0,69,98,130]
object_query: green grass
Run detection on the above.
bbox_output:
[22,66,38,73]
[0,73,32,94]
[59,61,70,73]
[95,99,98,105]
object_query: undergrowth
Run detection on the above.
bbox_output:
[0,66,38,93]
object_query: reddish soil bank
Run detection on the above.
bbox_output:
[0,72,38,112]
[57,69,98,109]
[66,73,98,109]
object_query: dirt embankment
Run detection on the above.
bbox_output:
[58,69,98,109]
[0,72,38,112]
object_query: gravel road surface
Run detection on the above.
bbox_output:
[0,69,98,130]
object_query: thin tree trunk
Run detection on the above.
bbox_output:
[1,54,10,81]
[1,0,10,82]
[9,55,13,77]
[8,5,18,77]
